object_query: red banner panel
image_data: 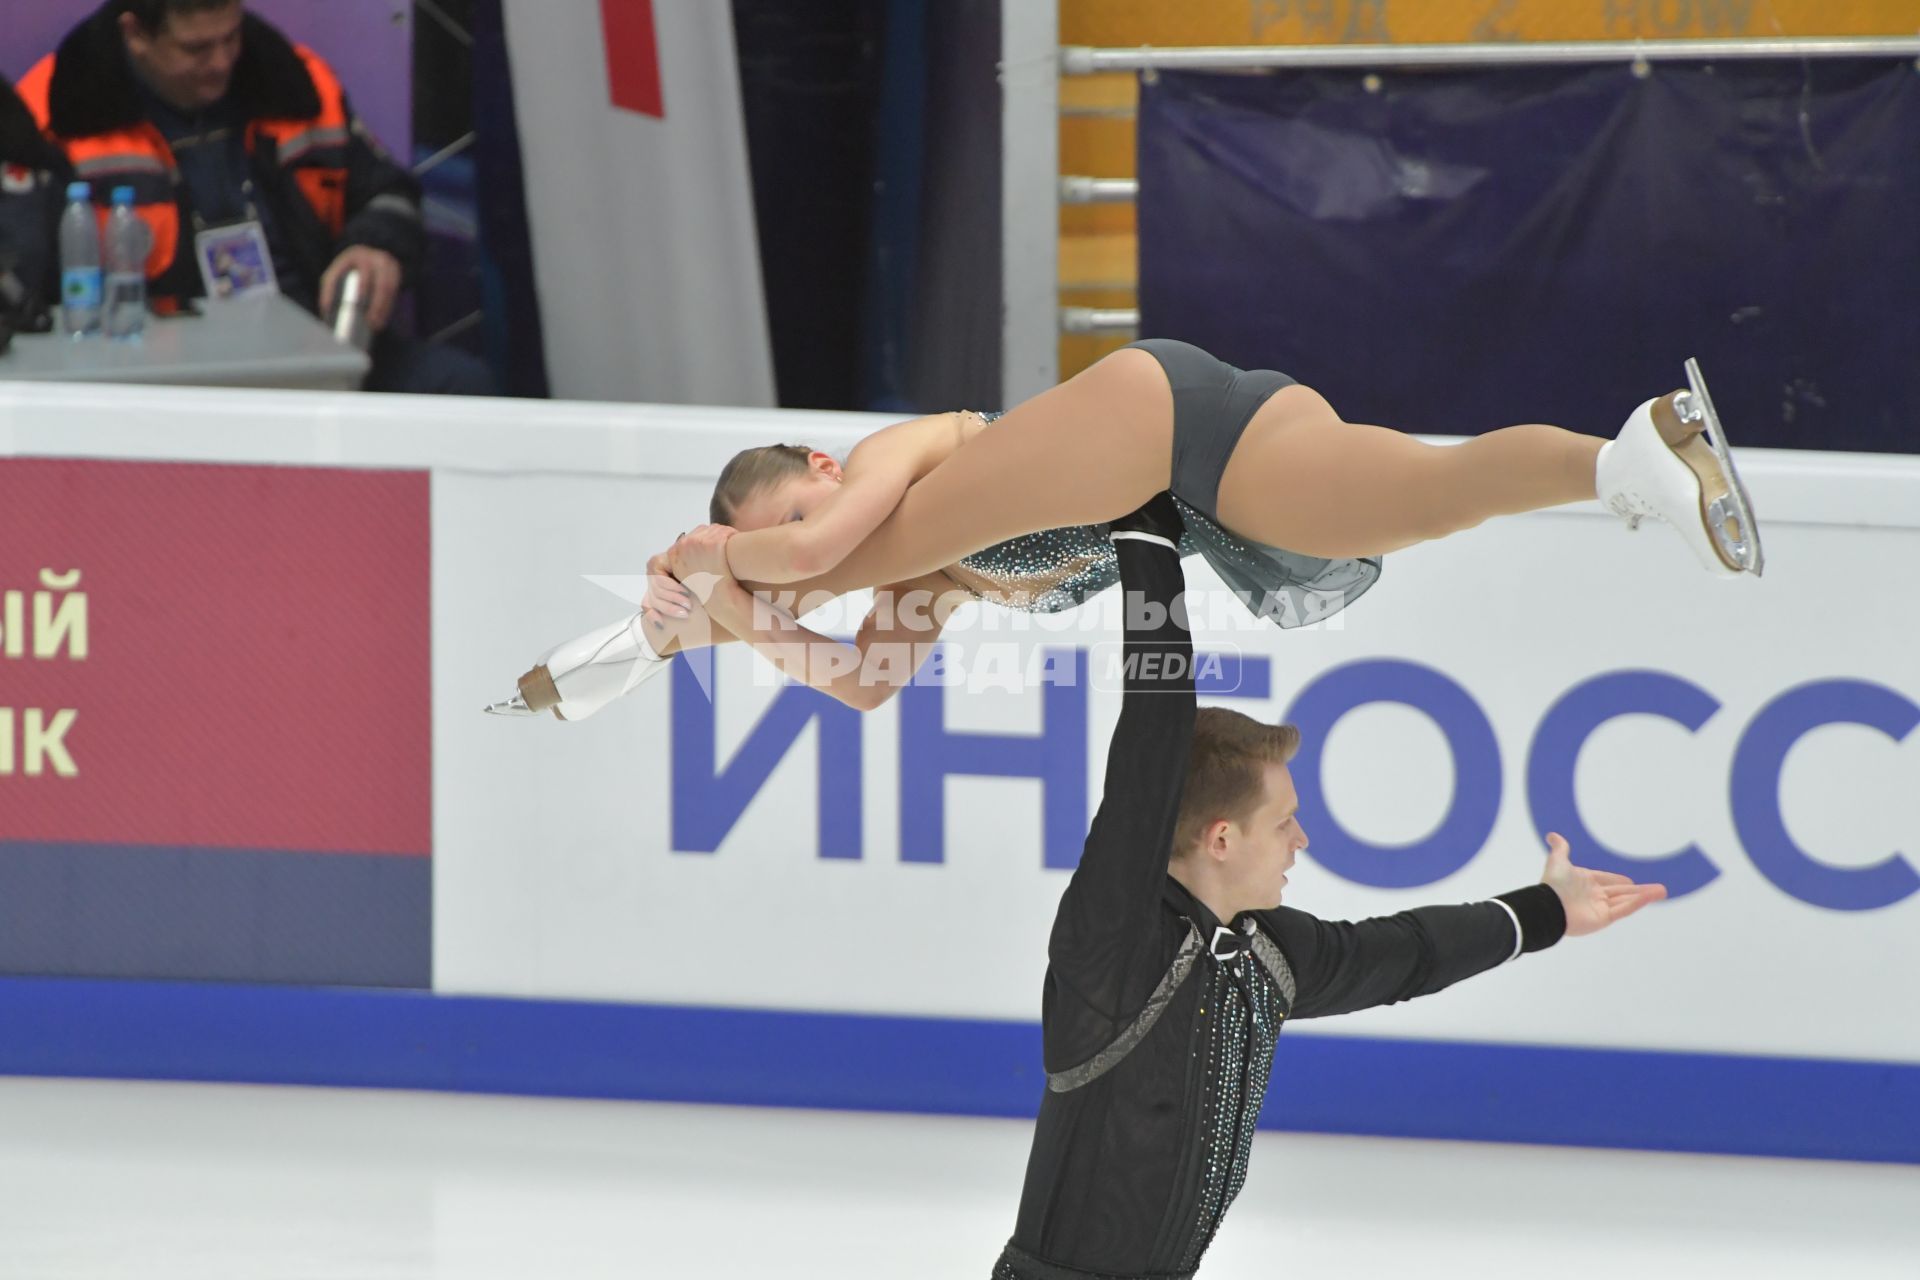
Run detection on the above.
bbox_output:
[0,459,430,858]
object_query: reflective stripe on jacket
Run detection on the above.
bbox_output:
[15,43,352,282]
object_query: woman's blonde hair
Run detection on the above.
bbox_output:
[1172,708,1302,860]
[710,443,814,525]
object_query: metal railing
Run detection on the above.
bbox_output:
[1052,36,1920,342]
[1060,307,1143,335]
[1061,36,1920,75]
[1059,176,1139,204]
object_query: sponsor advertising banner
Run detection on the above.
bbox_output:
[0,456,431,987]
[436,416,1920,1068]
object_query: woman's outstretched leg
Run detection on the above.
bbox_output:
[1215,384,1604,560]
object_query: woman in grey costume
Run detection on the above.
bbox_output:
[488,339,1759,720]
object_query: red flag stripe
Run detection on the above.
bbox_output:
[601,0,664,118]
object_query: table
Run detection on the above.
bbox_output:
[0,293,371,391]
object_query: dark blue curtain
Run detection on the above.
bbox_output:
[1137,60,1920,452]
[733,0,888,410]
[733,0,1000,414]
[471,0,550,398]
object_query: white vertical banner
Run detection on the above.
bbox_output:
[1000,0,1060,409]
[502,0,775,406]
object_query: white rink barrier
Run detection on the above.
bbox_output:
[2,381,1915,1162]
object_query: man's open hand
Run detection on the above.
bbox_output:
[1540,832,1667,937]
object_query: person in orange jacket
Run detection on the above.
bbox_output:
[14,0,491,394]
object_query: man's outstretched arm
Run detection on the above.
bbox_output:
[1258,833,1666,1020]
[1048,496,1196,1017]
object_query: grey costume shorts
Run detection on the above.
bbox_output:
[1124,338,1296,524]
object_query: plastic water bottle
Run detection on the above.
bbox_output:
[103,186,149,341]
[58,181,102,338]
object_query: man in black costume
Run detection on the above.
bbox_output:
[994,495,1666,1279]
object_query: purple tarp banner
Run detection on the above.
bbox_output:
[2,0,411,157]
[1136,60,1920,453]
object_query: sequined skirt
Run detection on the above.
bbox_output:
[945,499,1381,628]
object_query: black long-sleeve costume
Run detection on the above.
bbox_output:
[993,527,1567,1280]
[0,79,67,323]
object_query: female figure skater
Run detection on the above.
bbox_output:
[486,341,1759,721]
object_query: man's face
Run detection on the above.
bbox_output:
[121,3,246,113]
[1230,763,1308,909]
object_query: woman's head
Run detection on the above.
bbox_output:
[710,444,843,529]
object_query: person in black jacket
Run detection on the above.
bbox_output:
[994,494,1667,1280]
[0,77,68,336]
[11,0,491,394]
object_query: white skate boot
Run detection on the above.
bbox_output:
[1596,358,1763,578]
[483,613,671,721]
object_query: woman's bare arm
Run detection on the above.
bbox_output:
[720,412,981,584]
[730,411,993,603]
[650,409,991,637]
[698,568,969,711]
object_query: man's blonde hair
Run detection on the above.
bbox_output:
[1172,708,1301,860]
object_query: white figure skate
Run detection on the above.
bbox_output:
[483,612,671,721]
[1596,358,1763,578]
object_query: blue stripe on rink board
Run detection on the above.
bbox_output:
[0,978,1913,1165]
[0,844,431,989]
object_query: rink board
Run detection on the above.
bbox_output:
[1,382,1915,1162]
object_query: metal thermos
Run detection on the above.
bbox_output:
[330,269,371,350]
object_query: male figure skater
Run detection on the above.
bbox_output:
[994,496,1666,1279]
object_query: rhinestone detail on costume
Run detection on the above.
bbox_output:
[946,497,1377,626]
[1179,943,1286,1273]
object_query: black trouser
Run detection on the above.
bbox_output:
[992,1242,1195,1280]
[366,330,496,396]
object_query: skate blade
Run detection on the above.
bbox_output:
[1676,357,1764,577]
[484,692,536,716]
